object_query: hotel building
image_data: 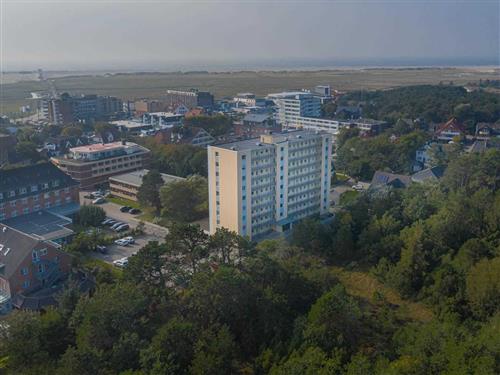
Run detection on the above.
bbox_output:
[51,142,151,189]
[208,130,332,239]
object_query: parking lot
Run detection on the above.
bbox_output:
[93,234,161,263]
[80,192,168,237]
[80,191,167,265]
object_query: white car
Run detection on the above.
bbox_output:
[123,236,135,244]
[352,184,364,191]
[92,197,105,204]
[112,257,128,267]
[114,239,129,246]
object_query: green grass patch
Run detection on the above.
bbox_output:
[332,172,350,186]
[339,190,359,206]
[108,195,141,209]
[83,257,123,278]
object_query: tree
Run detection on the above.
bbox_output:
[74,205,105,227]
[61,126,83,138]
[137,169,164,212]
[0,312,50,373]
[321,102,337,118]
[336,127,360,150]
[160,175,208,222]
[209,227,251,265]
[269,346,343,375]
[15,141,41,162]
[190,325,238,375]
[165,222,209,274]
[184,115,233,136]
[291,218,330,256]
[388,223,430,298]
[140,318,196,375]
[466,257,500,319]
[303,285,362,353]
[69,283,149,373]
[125,241,170,296]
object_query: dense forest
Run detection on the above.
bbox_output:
[337,85,500,131]
[0,147,498,374]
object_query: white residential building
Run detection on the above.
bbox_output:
[268,91,386,136]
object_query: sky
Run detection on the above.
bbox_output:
[1,0,499,71]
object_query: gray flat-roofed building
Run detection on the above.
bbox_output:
[109,169,185,201]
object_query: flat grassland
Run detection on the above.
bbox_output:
[1,67,499,114]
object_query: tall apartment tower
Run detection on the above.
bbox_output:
[208,130,332,239]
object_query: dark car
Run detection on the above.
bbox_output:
[120,206,131,213]
[129,208,141,214]
[96,245,108,254]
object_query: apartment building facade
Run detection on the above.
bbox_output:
[43,93,122,125]
[208,130,332,239]
[50,142,151,189]
[165,89,214,110]
[0,163,80,222]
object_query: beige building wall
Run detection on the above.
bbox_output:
[208,147,241,235]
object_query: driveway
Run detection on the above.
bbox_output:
[330,180,370,206]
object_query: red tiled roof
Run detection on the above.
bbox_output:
[436,118,465,134]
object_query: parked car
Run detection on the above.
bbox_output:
[115,224,130,232]
[92,197,105,204]
[84,194,93,199]
[129,208,141,214]
[111,222,124,230]
[114,239,129,246]
[106,219,117,226]
[123,236,135,244]
[120,206,131,213]
[96,245,108,254]
[352,184,364,191]
[92,191,104,197]
[113,257,128,267]
[102,218,114,225]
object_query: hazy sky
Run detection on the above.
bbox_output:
[1,0,499,70]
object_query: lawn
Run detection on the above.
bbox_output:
[83,257,123,279]
[107,195,141,209]
[339,190,359,206]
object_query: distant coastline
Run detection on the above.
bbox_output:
[2,64,499,85]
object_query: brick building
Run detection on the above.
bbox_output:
[51,141,151,189]
[0,225,72,314]
[0,163,80,222]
